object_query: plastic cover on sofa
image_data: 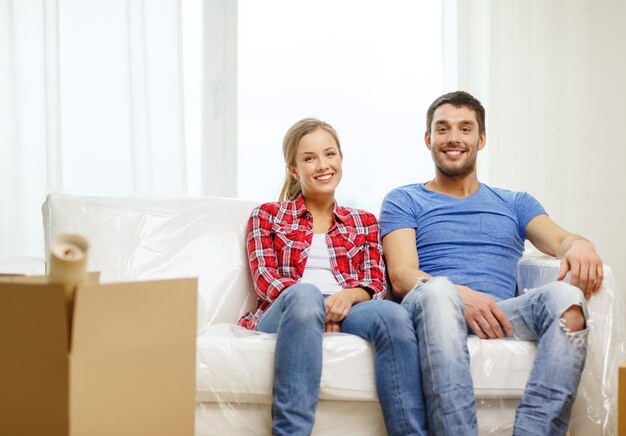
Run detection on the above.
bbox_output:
[517,255,626,435]
[40,193,626,435]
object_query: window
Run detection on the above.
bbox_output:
[237,0,444,213]
[1,1,445,259]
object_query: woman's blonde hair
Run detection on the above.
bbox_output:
[278,118,342,201]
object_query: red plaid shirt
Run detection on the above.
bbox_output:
[238,195,387,330]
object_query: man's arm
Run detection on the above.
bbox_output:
[382,228,513,339]
[525,214,603,299]
[382,228,431,299]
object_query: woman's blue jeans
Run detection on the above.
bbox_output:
[257,282,428,436]
[401,277,588,436]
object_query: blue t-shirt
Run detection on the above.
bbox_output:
[379,183,546,299]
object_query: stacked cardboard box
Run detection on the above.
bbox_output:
[0,275,197,436]
[617,362,626,436]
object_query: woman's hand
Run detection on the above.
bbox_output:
[324,290,354,322]
[324,320,341,332]
[323,287,371,326]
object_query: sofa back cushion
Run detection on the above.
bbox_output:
[42,193,259,332]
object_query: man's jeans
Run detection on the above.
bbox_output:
[258,283,428,436]
[401,277,588,436]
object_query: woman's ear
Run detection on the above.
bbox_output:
[288,165,298,180]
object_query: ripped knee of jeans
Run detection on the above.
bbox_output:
[558,304,588,349]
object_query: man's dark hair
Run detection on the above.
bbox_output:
[426,91,486,135]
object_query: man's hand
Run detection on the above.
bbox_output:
[324,290,354,323]
[558,239,603,299]
[456,285,513,339]
[525,215,603,300]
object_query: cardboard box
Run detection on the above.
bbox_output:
[617,361,626,436]
[0,275,197,436]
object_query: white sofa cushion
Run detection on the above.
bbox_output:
[196,323,536,403]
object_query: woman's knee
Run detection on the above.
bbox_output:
[282,283,325,319]
[284,283,323,302]
[345,300,415,341]
[370,300,414,329]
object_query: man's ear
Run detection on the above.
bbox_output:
[478,131,486,150]
[424,131,432,150]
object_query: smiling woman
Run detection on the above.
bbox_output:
[285,127,343,203]
[238,116,429,435]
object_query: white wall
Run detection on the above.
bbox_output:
[458,0,626,286]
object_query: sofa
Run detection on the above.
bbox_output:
[4,192,623,435]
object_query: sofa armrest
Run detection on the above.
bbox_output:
[516,251,567,292]
[516,252,626,434]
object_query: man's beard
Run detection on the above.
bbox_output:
[434,153,477,178]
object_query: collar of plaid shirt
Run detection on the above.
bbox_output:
[291,194,353,225]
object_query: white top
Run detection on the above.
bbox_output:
[300,233,342,295]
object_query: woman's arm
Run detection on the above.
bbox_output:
[247,206,297,302]
[354,212,387,298]
[324,212,385,330]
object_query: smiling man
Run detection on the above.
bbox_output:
[379,91,603,435]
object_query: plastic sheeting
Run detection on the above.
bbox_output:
[40,193,626,435]
[0,256,45,275]
[42,193,260,331]
[517,253,626,435]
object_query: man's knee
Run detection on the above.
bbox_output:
[403,277,461,308]
[537,281,588,337]
[560,304,585,332]
[401,277,464,324]
[401,278,469,353]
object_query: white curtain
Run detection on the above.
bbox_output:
[0,0,187,259]
[454,1,626,433]
[453,0,626,285]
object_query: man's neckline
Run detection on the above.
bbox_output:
[421,181,483,199]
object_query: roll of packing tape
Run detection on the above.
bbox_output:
[49,233,89,302]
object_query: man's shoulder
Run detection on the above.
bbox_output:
[480,183,531,202]
[379,184,429,233]
[481,183,517,195]
[479,184,545,221]
[384,182,426,200]
[393,182,424,192]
